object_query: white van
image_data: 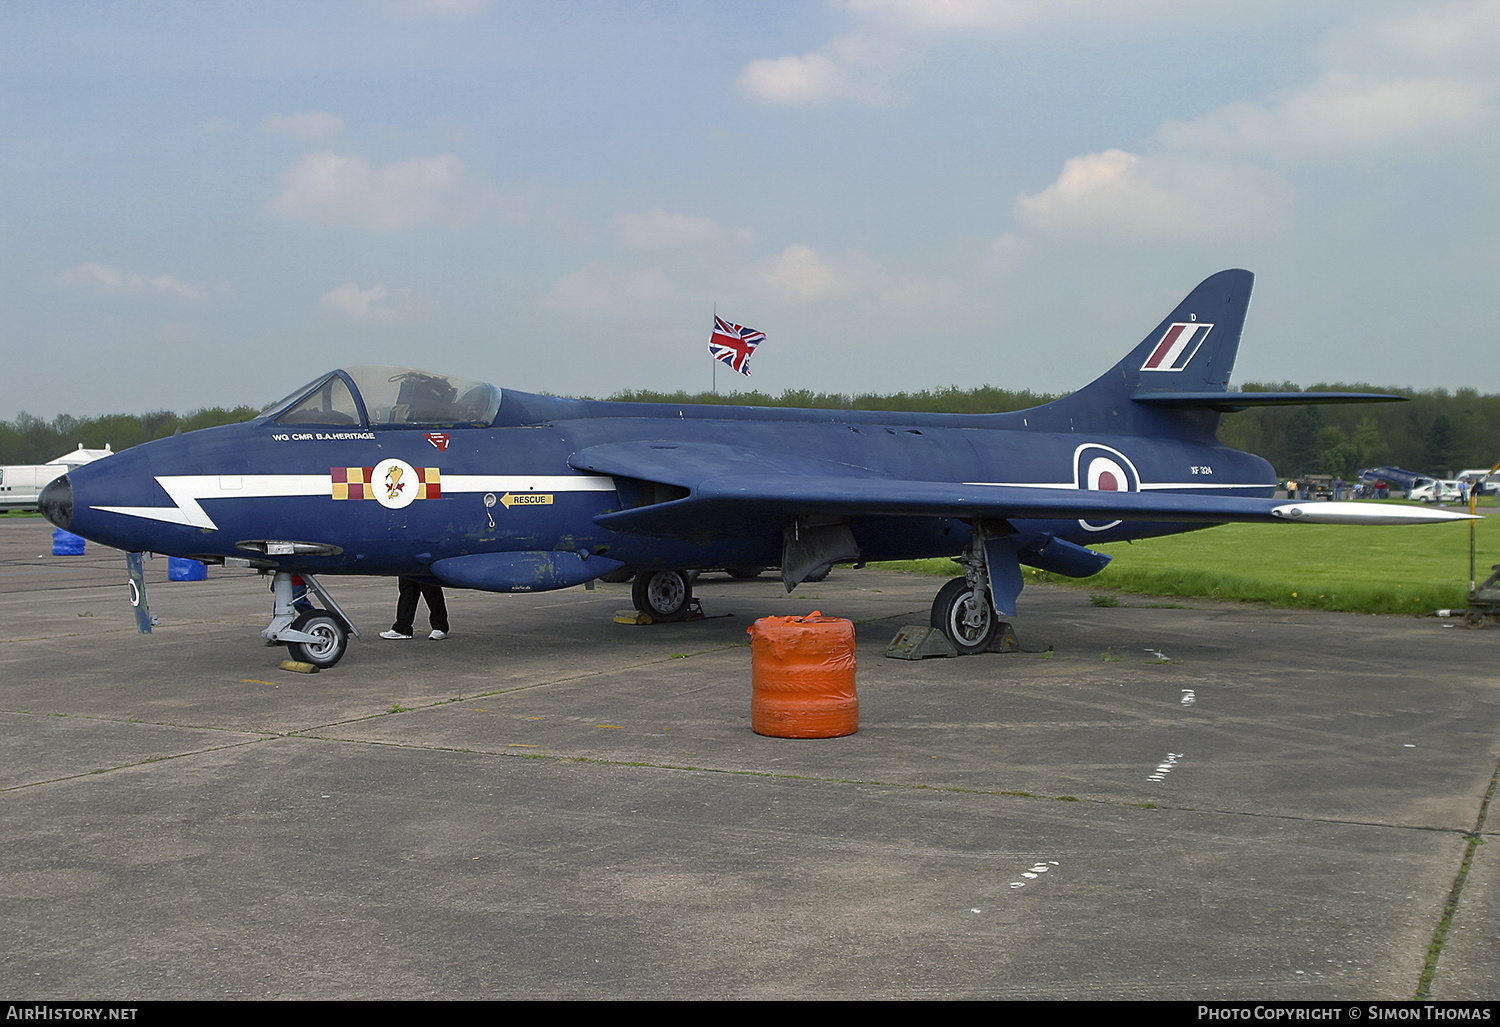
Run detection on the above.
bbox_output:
[0,445,113,511]
[1455,470,1499,496]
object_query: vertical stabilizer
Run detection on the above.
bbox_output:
[1025,269,1254,438]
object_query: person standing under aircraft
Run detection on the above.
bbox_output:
[381,577,450,640]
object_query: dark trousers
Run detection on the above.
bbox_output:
[393,577,449,634]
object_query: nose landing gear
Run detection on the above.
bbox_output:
[263,572,360,668]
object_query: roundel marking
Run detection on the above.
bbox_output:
[1074,445,1140,532]
[373,458,419,510]
[1088,457,1127,492]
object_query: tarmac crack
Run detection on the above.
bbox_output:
[254,645,773,734]
[1414,746,1499,1000]
[0,735,275,793]
[204,732,1500,839]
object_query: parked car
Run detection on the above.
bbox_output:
[1408,479,1464,504]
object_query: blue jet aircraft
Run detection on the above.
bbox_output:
[38,270,1474,667]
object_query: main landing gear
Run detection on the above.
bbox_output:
[631,569,695,622]
[263,571,360,668]
[931,576,998,655]
[626,528,1021,653]
[929,524,1021,655]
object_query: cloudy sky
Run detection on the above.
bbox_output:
[3,0,1497,419]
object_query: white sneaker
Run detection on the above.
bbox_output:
[380,630,413,640]
[429,630,448,640]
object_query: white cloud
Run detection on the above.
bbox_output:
[986,233,1027,274]
[542,263,679,314]
[842,0,1051,33]
[760,244,879,301]
[320,283,406,323]
[737,0,1090,106]
[1014,149,1292,242]
[738,32,904,106]
[739,48,849,106]
[616,209,715,249]
[268,151,498,231]
[880,273,960,310]
[1009,3,1498,249]
[613,209,756,249]
[58,262,205,299]
[263,111,345,139]
[1161,73,1492,162]
[754,243,955,307]
[148,274,203,300]
[380,0,493,16]
[1322,0,1500,70]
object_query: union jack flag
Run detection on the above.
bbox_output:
[708,315,765,376]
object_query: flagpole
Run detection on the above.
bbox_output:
[711,302,717,395]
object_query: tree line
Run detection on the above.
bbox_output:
[3,382,1494,479]
[1214,383,1499,478]
[0,407,262,466]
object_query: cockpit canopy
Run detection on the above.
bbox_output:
[262,366,502,428]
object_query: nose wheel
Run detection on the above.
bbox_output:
[263,571,360,668]
[286,611,351,668]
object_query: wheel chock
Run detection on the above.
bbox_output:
[615,609,653,625]
[988,622,1020,653]
[885,625,958,660]
[279,659,320,674]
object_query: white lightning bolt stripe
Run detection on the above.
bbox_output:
[94,475,331,530]
[92,473,617,531]
[442,475,616,494]
[963,481,1269,490]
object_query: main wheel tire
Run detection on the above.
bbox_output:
[286,611,350,668]
[632,569,693,622]
[930,576,998,655]
[600,568,635,584]
[726,566,765,579]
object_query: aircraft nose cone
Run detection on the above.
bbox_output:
[38,475,73,530]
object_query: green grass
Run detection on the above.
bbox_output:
[879,502,1494,615]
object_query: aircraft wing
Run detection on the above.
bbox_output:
[569,442,1475,539]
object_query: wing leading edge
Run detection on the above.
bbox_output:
[596,476,1476,537]
[570,442,1475,540]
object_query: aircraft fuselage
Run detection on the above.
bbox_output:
[48,403,1277,583]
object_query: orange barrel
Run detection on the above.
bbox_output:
[748,611,858,738]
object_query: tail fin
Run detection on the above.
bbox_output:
[1026,269,1254,438]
